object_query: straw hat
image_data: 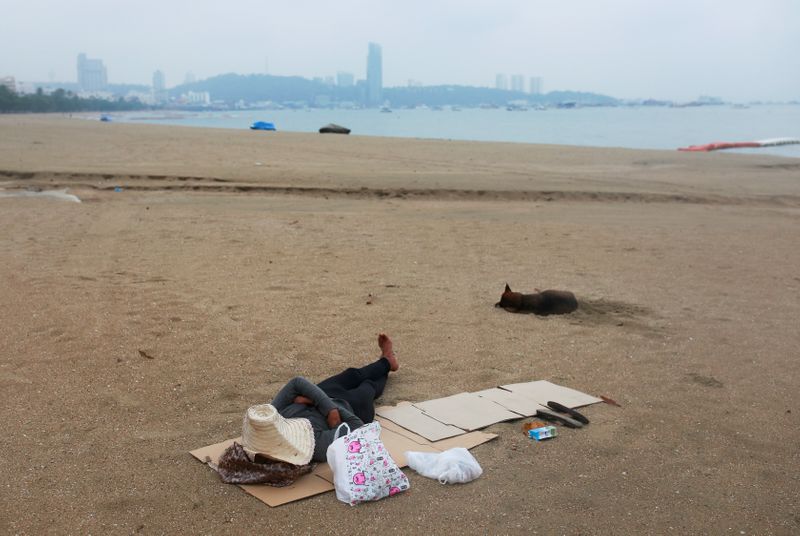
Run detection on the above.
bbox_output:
[241,404,315,466]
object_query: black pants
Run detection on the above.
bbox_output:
[317,358,390,423]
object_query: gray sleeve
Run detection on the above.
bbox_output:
[271,377,338,416]
[312,409,366,462]
[339,406,364,430]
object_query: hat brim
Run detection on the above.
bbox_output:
[242,404,315,466]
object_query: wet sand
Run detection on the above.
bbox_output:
[1,115,799,534]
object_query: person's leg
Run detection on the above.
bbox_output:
[337,380,389,422]
[317,358,389,393]
[315,334,399,420]
[317,333,397,394]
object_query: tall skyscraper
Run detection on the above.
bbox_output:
[495,74,508,90]
[76,53,107,91]
[152,70,167,103]
[510,74,525,92]
[152,70,165,92]
[529,76,543,95]
[366,42,382,106]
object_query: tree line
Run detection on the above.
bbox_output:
[0,87,148,113]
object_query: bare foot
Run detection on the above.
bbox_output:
[378,333,399,371]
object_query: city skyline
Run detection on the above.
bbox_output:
[1,1,798,102]
[65,47,546,97]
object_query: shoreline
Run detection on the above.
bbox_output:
[6,109,800,159]
[113,105,800,160]
[2,115,798,199]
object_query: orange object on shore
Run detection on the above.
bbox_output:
[678,141,762,152]
[522,420,547,433]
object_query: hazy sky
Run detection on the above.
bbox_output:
[2,0,798,101]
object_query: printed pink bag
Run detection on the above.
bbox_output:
[326,421,410,505]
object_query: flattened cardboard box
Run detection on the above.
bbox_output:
[413,392,522,430]
[376,382,600,439]
[190,425,496,507]
[375,401,464,441]
[474,387,547,416]
[500,380,602,408]
[190,379,598,507]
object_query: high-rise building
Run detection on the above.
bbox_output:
[495,74,508,91]
[529,76,543,95]
[366,42,383,106]
[77,53,107,91]
[510,74,525,92]
[152,70,167,103]
[337,71,354,87]
[185,71,196,85]
[153,70,165,91]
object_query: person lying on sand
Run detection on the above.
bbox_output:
[243,334,400,464]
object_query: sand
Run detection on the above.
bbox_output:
[1,115,798,535]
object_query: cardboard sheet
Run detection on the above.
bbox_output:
[376,402,465,441]
[501,380,602,408]
[190,437,238,466]
[190,379,597,507]
[474,387,548,416]
[431,430,498,451]
[414,392,522,430]
[190,421,495,507]
[380,426,441,467]
[312,463,334,484]
[189,438,334,506]
[240,476,334,507]
[375,416,433,446]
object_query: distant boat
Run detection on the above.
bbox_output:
[319,123,351,134]
[100,114,112,122]
[678,138,799,152]
[250,121,276,131]
[379,106,392,113]
[506,104,527,111]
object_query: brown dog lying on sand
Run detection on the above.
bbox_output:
[495,284,578,316]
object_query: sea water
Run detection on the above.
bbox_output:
[117,105,800,159]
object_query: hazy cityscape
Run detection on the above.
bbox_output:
[4,41,788,114]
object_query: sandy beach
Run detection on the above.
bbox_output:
[1,115,798,535]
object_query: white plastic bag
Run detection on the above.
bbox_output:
[405,447,483,484]
[326,422,410,505]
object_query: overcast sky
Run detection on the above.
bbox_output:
[2,0,798,101]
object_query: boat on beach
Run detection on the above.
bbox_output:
[250,121,276,131]
[678,137,800,152]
